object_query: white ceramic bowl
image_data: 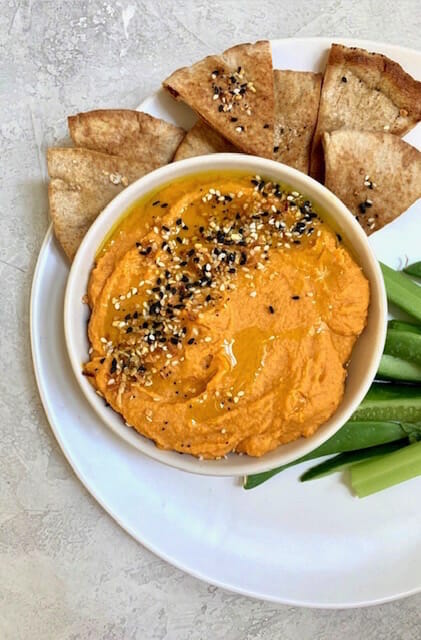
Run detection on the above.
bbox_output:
[64,154,387,476]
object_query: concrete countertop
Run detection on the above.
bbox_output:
[1,1,420,638]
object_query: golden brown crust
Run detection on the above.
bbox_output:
[173,69,322,173]
[328,45,421,118]
[310,43,421,182]
[323,130,421,235]
[163,41,275,158]
[68,109,185,166]
[273,70,322,173]
[173,120,237,160]
[47,147,156,260]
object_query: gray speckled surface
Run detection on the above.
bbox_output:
[1,1,420,638]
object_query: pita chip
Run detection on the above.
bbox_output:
[273,70,322,173]
[163,41,275,158]
[48,147,156,260]
[68,109,185,166]
[173,70,321,172]
[311,44,421,181]
[174,120,237,160]
[323,130,421,235]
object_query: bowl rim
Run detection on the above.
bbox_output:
[64,153,387,476]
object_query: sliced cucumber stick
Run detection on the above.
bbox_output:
[351,383,421,422]
[403,261,421,278]
[380,263,421,322]
[377,354,421,382]
[384,330,421,365]
[388,320,421,335]
[300,440,408,482]
[243,420,410,489]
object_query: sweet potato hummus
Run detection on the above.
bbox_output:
[84,172,369,459]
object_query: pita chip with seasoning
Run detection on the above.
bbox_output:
[163,40,275,159]
[310,44,421,181]
[323,130,421,235]
[173,70,322,174]
[68,109,185,166]
[47,147,157,260]
[273,70,322,173]
[174,119,236,160]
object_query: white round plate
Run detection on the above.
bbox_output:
[31,38,421,608]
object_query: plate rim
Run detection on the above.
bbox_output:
[31,36,421,608]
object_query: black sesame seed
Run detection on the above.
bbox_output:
[336,233,342,242]
[149,302,161,315]
[230,117,238,122]
[263,123,269,129]
[152,200,160,206]
[126,327,133,334]
[341,76,347,83]
[273,146,279,153]
[187,338,195,345]
[161,203,168,208]
[292,295,300,300]
[268,305,275,314]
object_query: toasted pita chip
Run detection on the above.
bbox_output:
[163,41,275,158]
[311,44,421,181]
[47,147,156,260]
[173,120,237,160]
[323,130,421,235]
[273,70,322,173]
[173,70,321,172]
[68,109,185,166]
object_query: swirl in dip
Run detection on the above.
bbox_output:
[84,172,369,459]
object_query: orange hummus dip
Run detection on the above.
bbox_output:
[84,172,370,459]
